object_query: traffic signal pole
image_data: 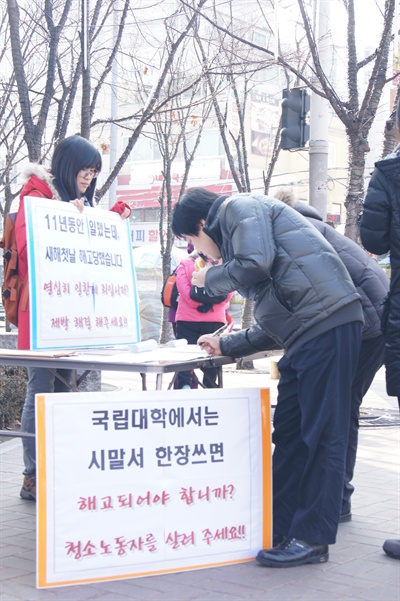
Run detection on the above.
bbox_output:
[308,0,331,220]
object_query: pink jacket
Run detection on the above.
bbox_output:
[175,258,232,323]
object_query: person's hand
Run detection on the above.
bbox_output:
[69,198,85,213]
[191,264,211,287]
[197,334,222,356]
[120,207,131,220]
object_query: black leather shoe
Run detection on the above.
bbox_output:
[256,537,329,568]
[273,534,287,546]
[339,501,352,523]
[383,539,400,560]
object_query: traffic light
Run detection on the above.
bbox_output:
[280,88,310,150]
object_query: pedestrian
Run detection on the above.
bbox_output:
[360,98,400,561]
[174,251,231,389]
[276,187,389,523]
[172,187,363,568]
[16,135,131,502]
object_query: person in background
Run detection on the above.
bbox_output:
[360,98,400,561]
[16,135,131,502]
[275,187,389,523]
[168,242,196,337]
[175,251,232,389]
[172,187,363,568]
[170,242,198,389]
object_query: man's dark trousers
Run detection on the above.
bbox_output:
[272,322,362,545]
[342,334,385,509]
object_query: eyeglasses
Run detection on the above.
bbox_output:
[78,168,99,178]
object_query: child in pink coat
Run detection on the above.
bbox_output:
[175,254,232,388]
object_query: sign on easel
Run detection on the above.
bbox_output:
[36,388,272,588]
[24,197,140,350]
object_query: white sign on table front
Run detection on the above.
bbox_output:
[24,197,140,349]
[36,388,272,588]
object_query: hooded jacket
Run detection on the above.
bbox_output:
[175,256,233,323]
[201,193,363,359]
[15,164,130,350]
[277,190,389,341]
[360,150,400,397]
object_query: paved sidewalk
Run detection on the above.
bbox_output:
[1,360,399,601]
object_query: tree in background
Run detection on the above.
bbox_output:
[152,78,214,343]
[1,0,208,219]
[184,0,397,241]
[1,0,130,217]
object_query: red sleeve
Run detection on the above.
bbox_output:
[110,200,131,217]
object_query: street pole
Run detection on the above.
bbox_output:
[309,0,331,220]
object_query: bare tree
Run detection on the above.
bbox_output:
[0,3,47,221]
[297,0,396,240]
[6,0,74,161]
[183,0,397,241]
[153,84,214,343]
[95,0,209,204]
[3,1,130,185]
[3,0,206,210]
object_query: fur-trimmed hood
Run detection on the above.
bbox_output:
[275,187,323,221]
[20,163,61,200]
[274,187,297,208]
[10,163,61,212]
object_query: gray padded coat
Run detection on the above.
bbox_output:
[202,193,363,358]
[289,200,389,341]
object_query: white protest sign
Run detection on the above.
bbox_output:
[24,197,140,349]
[36,388,272,588]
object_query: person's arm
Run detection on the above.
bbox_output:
[198,324,280,357]
[360,168,391,255]
[176,262,195,303]
[220,324,280,357]
[109,200,132,219]
[204,197,276,297]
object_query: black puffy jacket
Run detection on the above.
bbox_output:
[360,150,400,397]
[289,200,389,341]
[202,193,363,358]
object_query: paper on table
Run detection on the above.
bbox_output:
[58,345,210,365]
[130,340,158,353]
[0,349,77,358]
[117,345,209,363]
[168,339,188,348]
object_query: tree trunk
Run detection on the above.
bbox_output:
[6,0,37,160]
[344,131,369,242]
[382,85,400,158]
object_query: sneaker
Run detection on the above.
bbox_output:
[20,474,36,501]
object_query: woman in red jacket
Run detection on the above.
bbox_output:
[17,135,130,501]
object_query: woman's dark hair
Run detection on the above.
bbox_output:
[172,187,219,237]
[51,135,102,205]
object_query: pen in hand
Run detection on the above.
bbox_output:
[211,323,230,337]
[198,322,233,355]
